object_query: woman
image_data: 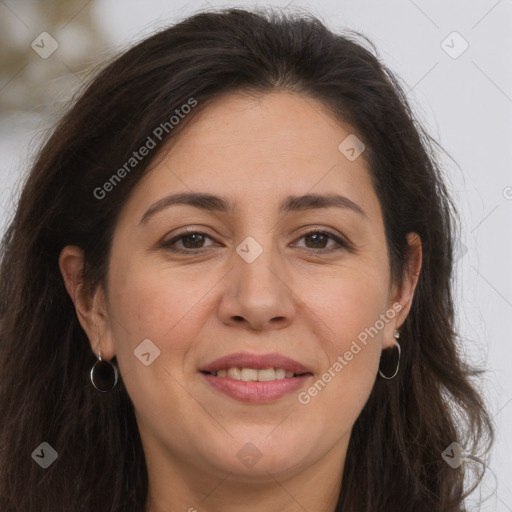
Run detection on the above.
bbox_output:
[0,7,494,512]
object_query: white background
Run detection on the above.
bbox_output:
[1,0,511,509]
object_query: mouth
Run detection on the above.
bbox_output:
[200,367,310,381]
[198,351,312,378]
[198,352,313,402]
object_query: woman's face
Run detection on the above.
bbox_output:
[63,91,419,488]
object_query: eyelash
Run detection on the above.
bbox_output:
[162,229,350,254]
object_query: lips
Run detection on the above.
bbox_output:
[198,352,314,402]
[198,352,312,375]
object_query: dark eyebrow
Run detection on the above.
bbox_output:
[139,192,367,224]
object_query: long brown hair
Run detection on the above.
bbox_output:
[0,7,493,511]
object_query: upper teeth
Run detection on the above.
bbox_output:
[211,367,295,381]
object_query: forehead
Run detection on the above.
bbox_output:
[169,90,361,168]
[119,90,381,224]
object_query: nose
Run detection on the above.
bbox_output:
[217,238,296,331]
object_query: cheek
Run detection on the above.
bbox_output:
[108,255,216,343]
[297,264,389,418]
[105,259,213,430]
[105,255,233,397]
[308,262,390,351]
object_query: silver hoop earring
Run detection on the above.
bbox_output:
[378,329,401,380]
[90,351,118,392]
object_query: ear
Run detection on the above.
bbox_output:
[383,232,422,348]
[58,245,116,360]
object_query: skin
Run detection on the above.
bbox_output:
[59,91,422,512]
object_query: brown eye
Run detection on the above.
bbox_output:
[303,232,330,249]
[162,231,217,253]
[293,230,348,252]
[179,233,208,249]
